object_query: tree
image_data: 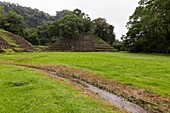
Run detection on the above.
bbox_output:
[58,10,85,41]
[48,20,60,39]
[24,28,39,45]
[36,22,59,45]
[0,6,6,23]
[93,18,115,45]
[0,11,26,37]
[73,9,93,33]
[123,0,170,53]
[0,1,54,28]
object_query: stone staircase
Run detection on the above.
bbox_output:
[45,35,117,52]
[71,35,95,52]
[45,43,71,52]
[45,37,71,52]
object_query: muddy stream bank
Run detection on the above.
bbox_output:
[34,67,150,113]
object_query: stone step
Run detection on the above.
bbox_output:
[95,49,117,52]
[46,35,118,52]
[95,47,114,49]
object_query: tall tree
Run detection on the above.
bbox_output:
[93,18,115,45]
[0,6,6,22]
[73,9,92,33]
[0,1,54,28]
[0,11,26,37]
[123,0,170,53]
[58,10,85,41]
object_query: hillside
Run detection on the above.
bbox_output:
[0,29,34,53]
[0,1,54,28]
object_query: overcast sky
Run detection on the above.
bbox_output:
[2,0,139,40]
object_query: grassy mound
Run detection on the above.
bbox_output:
[0,29,34,53]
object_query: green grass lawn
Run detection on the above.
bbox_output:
[0,64,114,113]
[0,52,170,98]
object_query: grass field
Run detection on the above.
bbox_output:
[0,52,170,98]
[0,64,115,113]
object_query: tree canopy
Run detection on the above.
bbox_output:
[122,0,170,53]
[93,18,115,45]
[0,7,26,37]
[0,1,54,28]
[0,6,6,21]
[0,1,116,46]
[31,10,116,45]
[58,10,85,39]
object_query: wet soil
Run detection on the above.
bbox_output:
[72,78,149,113]
[32,67,126,113]
[37,68,149,113]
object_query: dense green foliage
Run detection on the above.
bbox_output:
[58,10,85,40]
[0,64,114,113]
[122,0,170,53]
[0,52,170,97]
[25,10,89,45]
[0,1,116,46]
[0,2,59,45]
[0,6,26,37]
[73,9,92,34]
[0,1,54,28]
[0,6,6,21]
[93,18,115,45]
[25,22,57,45]
[112,40,123,51]
[27,9,116,45]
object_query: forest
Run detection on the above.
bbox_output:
[122,0,170,53]
[0,1,115,46]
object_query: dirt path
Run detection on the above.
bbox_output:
[1,62,170,112]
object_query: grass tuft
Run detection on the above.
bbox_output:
[8,81,30,87]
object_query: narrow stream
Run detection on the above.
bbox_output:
[37,68,150,113]
[72,79,150,113]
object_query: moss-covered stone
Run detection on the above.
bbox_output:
[1,48,15,54]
